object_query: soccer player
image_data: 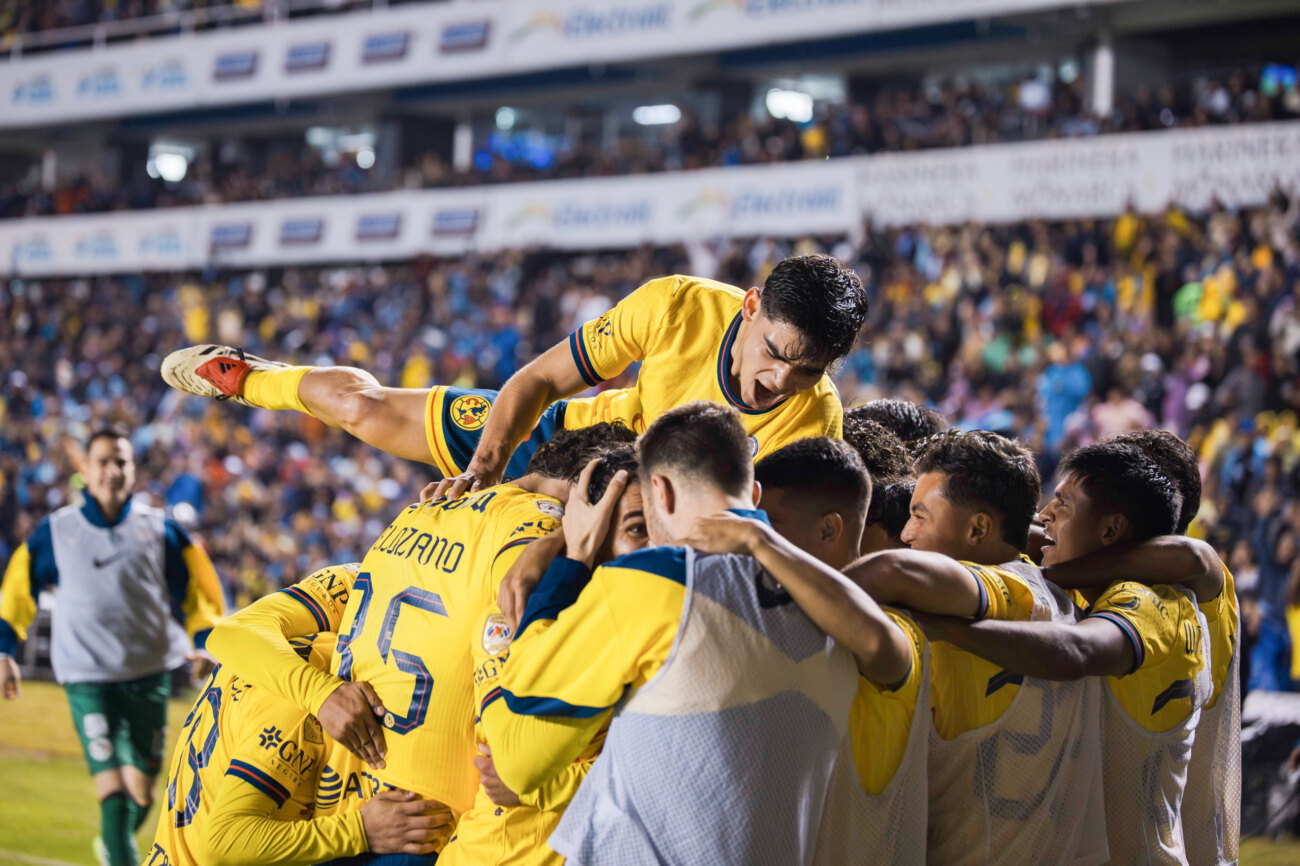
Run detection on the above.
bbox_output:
[143,633,451,866]
[846,430,1106,865]
[847,399,947,450]
[1033,431,1238,866]
[0,426,225,866]
[838,415,916,554]
[741,437,929,860]
[918,440,1212,865]
[863,480,915,554]
[205,424,635,864]
[160,256,866,493]
[481,402,864,866]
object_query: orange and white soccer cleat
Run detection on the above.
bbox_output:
[161,344,288,407]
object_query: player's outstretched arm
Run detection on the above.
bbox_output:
[845,549,986,618]
[432,340,596,501]
[1042,536,1225,603]
[684,513,912,689]
[916,614,1135,681]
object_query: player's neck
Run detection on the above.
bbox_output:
[511,473,570,503]
[967,539,1023,567]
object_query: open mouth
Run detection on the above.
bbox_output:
[751,381,779,408]
[1041,531,1056,549]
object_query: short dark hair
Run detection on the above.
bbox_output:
[587,445,639,503]
[760,255,867,366]
[525,421,637,481]
[1059,441,1182,541]
[841,416,914,487]
[869,479,915,541]
[848,400,947,447]
[638,402,753,497]
[1109,430,1200,534]
[86,425,130,452]
[915,430,1040,549]
[755,437,871,520]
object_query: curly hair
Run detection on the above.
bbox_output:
[1060,441,1182,541]
[841,415,914,487]
[524,421,637,482]
[760,255,868,366]
[915,430,1040,549]
[848,400,947,447]
[1109,430,1201,534]
[586,444,640,503]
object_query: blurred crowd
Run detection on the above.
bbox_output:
[3,191,1300,688]
[4,65,1298,220]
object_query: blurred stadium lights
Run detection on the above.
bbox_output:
[765,89,814,123]
[146,144,194,183]
[633,104,682,126]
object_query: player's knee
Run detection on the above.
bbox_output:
[334,381,391,434]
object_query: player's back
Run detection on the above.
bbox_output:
[926,559,1107,866]
[334,484,563,816]
[148,666,322,866]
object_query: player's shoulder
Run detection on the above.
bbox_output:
[883,606,925,653]
[601,545,688,585]
[492,484,565,523]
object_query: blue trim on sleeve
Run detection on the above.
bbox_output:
[517,557,592,638]
[963,564,990,619]
[164,520,190,625]
[280,587,330,632]
[192,628,212,652]
[568,330,604,388]
[0,620,17,656]
[26,520,59,592]
[227,759,291,806]
[1089,610,1145,675]
[602,546,688,585]
[500,686,622,719]
[725,508,771,526]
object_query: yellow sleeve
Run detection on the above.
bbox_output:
[569,276,681,386]
[207,564,359,716]
[1087,581,1182,676]
[963,561,1041,621]
[518,758,595,813]
[0,543,35,648]
[181,543,226,645]
[480,548,685,794]
[848,610,924,795]
[202,709,367,866]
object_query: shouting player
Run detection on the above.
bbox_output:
[160,256,866,492]
[919,440,1211,865]
[144,633,451,866]
[482,403,860,866]
[847,430,1106,865]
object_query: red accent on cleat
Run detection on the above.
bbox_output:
[196,356,253,397]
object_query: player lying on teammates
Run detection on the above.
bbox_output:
[204,424,637,865]
[693,437,929,861]
[480,402,908,866]
[916,439,1212,866]
[843,430,1107,865]
[160,255,867,494]
[143,633,452,866]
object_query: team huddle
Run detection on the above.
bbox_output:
[18,253,1240,865]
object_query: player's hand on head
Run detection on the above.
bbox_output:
[360,789,456,855]
[683,512,766,557]
[0,656,21,699]
[499,531,565,630]
[562,458,628,568]
[475,744,521,807]
[319,680,388,770]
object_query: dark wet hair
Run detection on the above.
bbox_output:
[525,421,637,481]
[755,437,870,521]
[868,479,915,541]
[1109,430,1200,534]
[841,415,914,487]
[915,430,1040,549]
[760,255,868,366]
[848,400,947,446]
[587,444,639,503]
[1060,441,1182,541]
[638,402,752,497]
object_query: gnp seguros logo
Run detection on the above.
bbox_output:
[508,3,671,43]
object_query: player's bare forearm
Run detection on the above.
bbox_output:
[470,342,593,478]
[748,526,912,688]
[917,614,1133,680]
[1042,536,1223,602]
[845,549,983,618]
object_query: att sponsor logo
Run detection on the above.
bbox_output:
[12,75,55,106]
[78,68,121,100]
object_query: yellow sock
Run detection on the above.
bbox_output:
[242,366,313,413]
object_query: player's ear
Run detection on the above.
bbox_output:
[741,287,762,322]
[1098,512,1129,546]
[651,473,676,516]
[968,512,993,547]
[751,480,762,508]
[821,512,843,543]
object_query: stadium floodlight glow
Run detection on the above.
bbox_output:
[149,151,189,182]
[356,148,376,169]
[496,107,517,130]
[633,104,681,126]
[765,88,813,123]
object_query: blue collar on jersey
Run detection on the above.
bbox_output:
[82,494,133,528]
[726,508,771,526]
[715,312,792,416]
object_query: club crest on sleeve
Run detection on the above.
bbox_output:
[483,614,514,655]
[535,500,564,519]
[449,394,491,431]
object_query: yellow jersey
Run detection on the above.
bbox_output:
[848,609,926,795]
[145,665,365,866]
[335,485,563,815]
[1200,564,1239,710]
[562,275,843,458]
